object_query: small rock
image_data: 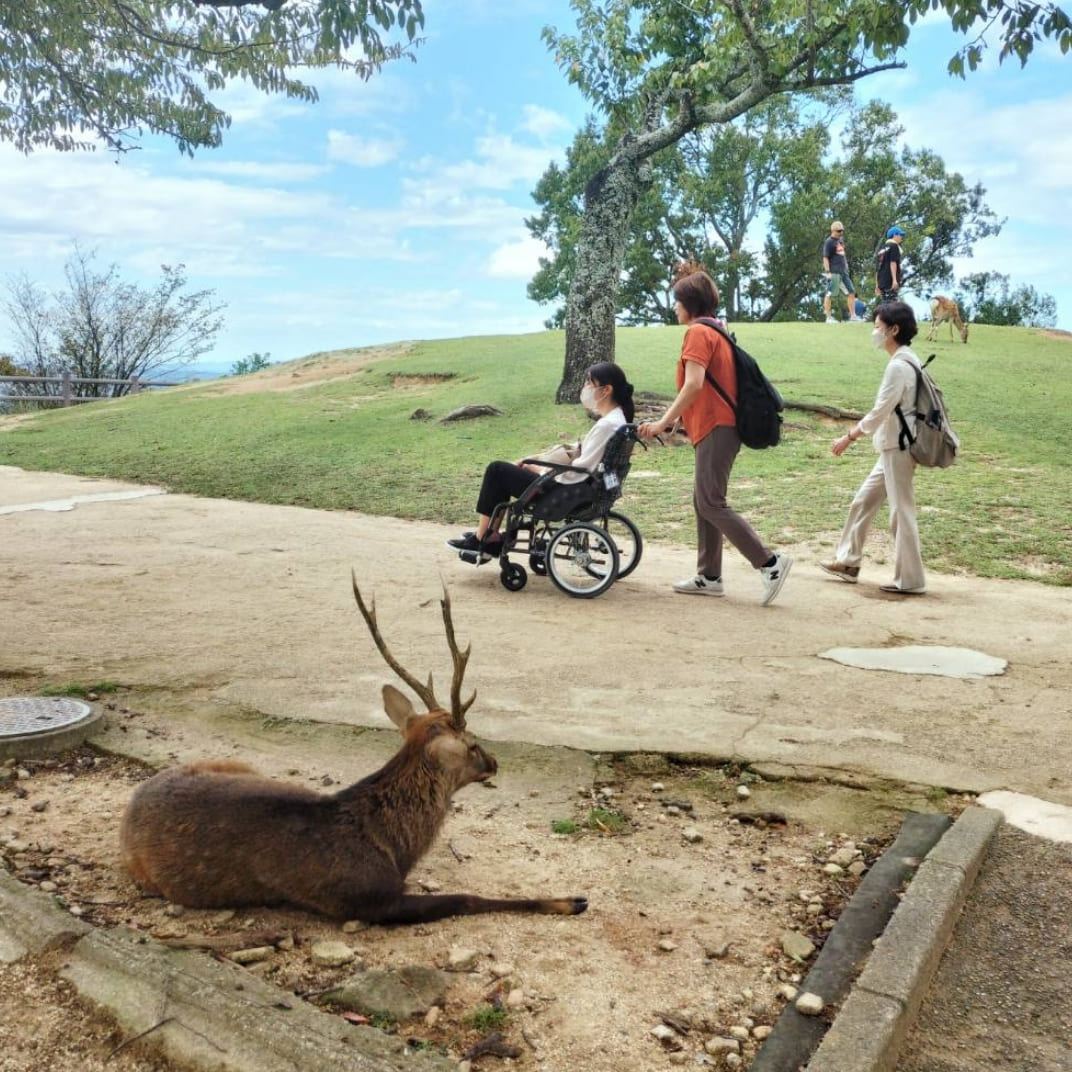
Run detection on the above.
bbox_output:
[682,826,703,843]
[704,940,731,959]
[725,1055,742,1068]
[657,939,678,953]
[164,903,185,918]
[822,863,845,876]
[728,1026,750,1041]
[311,941,356,968]
[795,992,825,1016]
[777,984,798,1002]
[847,860,867,877]
[736,786,751,800]
[68,904,84,917]
[780,931,816,961]
[211,910,236,924]
[599,786,615,799]
[231,946,275,965]
[506,988,526,1009]
[704,1037,740,1055]
[651,782,665,792]
[39,880,57,893]
[489,962,515,979]
[341,920,368,934]
[446,946,479,972]
[424,1006,441,1027]
[829,847,856,867]
[753,1025,772,1040]
[651,1024,681,1048]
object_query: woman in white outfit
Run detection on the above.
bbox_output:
[820,301,926,595]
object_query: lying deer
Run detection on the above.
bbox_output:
[120,576,588,923]
[926,296,969,343]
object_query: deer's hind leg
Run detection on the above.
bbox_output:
[361,892,589,925]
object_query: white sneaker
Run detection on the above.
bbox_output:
[759,553,793,606]
[849,315,865,322]
[825,317,836,324]
[673,574,725,596]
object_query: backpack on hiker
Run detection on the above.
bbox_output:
[694,318,784,449]
[894,354,959,468]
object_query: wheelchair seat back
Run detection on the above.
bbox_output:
[528,424,637,523]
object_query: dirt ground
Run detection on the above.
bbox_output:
[0,735,961,1072]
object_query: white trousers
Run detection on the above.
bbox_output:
[835,448,925,591]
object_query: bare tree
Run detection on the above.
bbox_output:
[3,247,225,399]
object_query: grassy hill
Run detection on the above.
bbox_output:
[2,323,1070,585]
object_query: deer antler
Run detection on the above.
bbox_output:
[351,573,476,727]
[352,573,441,712]
[439,585,476,729]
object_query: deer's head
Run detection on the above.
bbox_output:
[354,573,497,790]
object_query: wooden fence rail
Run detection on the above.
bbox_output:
[0,372,180,407]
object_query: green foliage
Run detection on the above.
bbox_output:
[0,0,425,155]
[586,806,629,834]
[2,326,1070,585]
[551,819,580,834]
[464,1005,509,1032]
[38,682,120,698]
[956,272,1058,327]
[763,100,1004,320]
[231,352,274,376]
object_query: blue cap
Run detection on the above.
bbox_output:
[886,226,906,238]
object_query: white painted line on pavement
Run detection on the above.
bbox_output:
[0,489,165,515]
[977,790,1072,844]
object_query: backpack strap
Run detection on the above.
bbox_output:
[691,317,736,413]
[892,353,932,452]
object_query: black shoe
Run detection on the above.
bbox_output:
[446,533,482,552]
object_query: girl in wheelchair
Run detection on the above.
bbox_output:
[446,362,635,560]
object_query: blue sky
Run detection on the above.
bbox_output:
[0,0,1069,375]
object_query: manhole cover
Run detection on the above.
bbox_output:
[0,696,103,760]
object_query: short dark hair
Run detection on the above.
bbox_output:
[875,301,918,345]
[672,272,720,320]
[586,361,635,423]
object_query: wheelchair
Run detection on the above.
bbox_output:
[457,423,645,599]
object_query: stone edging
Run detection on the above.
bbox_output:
[804,806,1004,1072]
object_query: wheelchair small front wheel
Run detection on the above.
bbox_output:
[546,522,619,598]
[500,562,528,592]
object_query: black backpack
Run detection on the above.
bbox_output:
[694,318,784,449]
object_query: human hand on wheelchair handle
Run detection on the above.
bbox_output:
[637,418,672,442]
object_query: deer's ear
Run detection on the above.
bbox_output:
[382,684,418,731]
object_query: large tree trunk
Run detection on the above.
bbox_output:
[556,154,650,403]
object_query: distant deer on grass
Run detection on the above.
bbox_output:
[120,576,588,923]
[926,296,969,343]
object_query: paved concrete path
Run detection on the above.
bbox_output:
[2,466,1070,804]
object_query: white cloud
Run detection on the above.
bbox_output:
[518,104,572,142]
[487,235,548,279]
[326,131,404,167]
[192,161,328,183]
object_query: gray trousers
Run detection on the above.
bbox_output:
[693,426,772,577]
[835,448,925,590]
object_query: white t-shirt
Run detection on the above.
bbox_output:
[556,407,627,484]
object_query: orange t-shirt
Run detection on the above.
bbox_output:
[677,322,737,445]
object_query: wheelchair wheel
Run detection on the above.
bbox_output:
[599,511,643,579]
[500,562,528,592]
[546,523,619,598]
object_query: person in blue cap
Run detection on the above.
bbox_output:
[875,227,905,304]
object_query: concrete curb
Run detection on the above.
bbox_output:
[0,871,452,1072]
[805,805,1004,1072]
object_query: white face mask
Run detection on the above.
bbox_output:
[870,327,888,350]
[580,384,599,410]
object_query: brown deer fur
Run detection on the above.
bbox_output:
[926,296,969,343]
[119,585,588,924]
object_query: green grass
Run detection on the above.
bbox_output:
[551,819,580,835]
[38,681,120,698]
[2,325,1070,584]
[464,1005,509,1032]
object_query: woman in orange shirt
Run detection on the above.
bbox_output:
[638,269,792,606]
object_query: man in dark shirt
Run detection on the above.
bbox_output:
[876,226,905,303]
[822,220,861,323]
